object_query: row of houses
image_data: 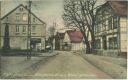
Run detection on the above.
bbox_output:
[0,4,46,51]
[55,29,86,51]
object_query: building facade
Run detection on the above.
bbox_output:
[95,2,127,57]
[55,32,65,50]
[0,4,46,51]
[63,30,86,51]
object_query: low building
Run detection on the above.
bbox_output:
[95,1,127,57]
[55,32,65,50]
[63,30,86,51]
[0,4,46,51]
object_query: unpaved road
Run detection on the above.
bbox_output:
[33,51,112,79]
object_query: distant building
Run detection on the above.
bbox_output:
[55,32,65,50]
[63,30,86,51]
[94,1,127,57]
[0,4,46,51]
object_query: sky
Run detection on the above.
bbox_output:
[1,0,105,30]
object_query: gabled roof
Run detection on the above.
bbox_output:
[96,1,128,17]
[109,1,128,16]
[1,4,46,24]
[66,30,83,43]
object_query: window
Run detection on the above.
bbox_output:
[113,37,118,49]
[16,13,20,21]
[32,26,36,33]
[113,16,118,29]
[108,18,112,30]
[23,13,27,21]
[16,25,20,33]
[33,18,36,22]
[102,22,106,31]
[96,39,101,49]
[23,26,26,33]
[109,37,118,49]
[20,8,23,11]
[97,25,101,33]
[109,38,113,49]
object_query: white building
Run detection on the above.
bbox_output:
[95,1,127,57]
[63,30,86,51]
[0,4,46,51]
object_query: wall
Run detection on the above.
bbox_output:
[71,42,85,51]
[120,17,127,53]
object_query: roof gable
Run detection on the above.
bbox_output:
[96,1,127,17]
[109,1,128,16]
[1,4,45,24]
[66,30,83,43]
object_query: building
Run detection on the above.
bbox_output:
[63,30,86,51]
[94,1,127,57]
[0,4,46,51]
[55,32,65,50]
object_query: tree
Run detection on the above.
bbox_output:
[63,0,98,53]
[3,23,10,50]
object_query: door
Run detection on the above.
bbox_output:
[102,36,107,50]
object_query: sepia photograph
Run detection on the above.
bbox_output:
[0,0,127,79]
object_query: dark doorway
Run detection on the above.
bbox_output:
[102,36,107,50]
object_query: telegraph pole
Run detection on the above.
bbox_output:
[27,0,32,59]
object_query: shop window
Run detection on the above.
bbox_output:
[109,37,118,49]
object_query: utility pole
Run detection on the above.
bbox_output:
[27,0,32,59]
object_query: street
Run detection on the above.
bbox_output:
[32,51,112,79]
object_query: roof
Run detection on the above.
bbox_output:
[96,1,127,17]
[66,30,83,43]
[56,32,65,39]
[109,1,128,16]
[1,4,46,24]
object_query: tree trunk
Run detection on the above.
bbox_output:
[85,40,91,54]
[80,29,91,54]
[90,32,95,51]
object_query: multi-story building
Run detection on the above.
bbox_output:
[94,1,127,57]
[0,4,46,51]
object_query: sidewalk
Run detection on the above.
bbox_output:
[0,51,58,79]
[78,53,127,79]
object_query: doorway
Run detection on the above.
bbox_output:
[102,36,107,50]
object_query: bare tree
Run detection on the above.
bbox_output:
[63,0,98,53]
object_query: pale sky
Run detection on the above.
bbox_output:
[1,0,105,29]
